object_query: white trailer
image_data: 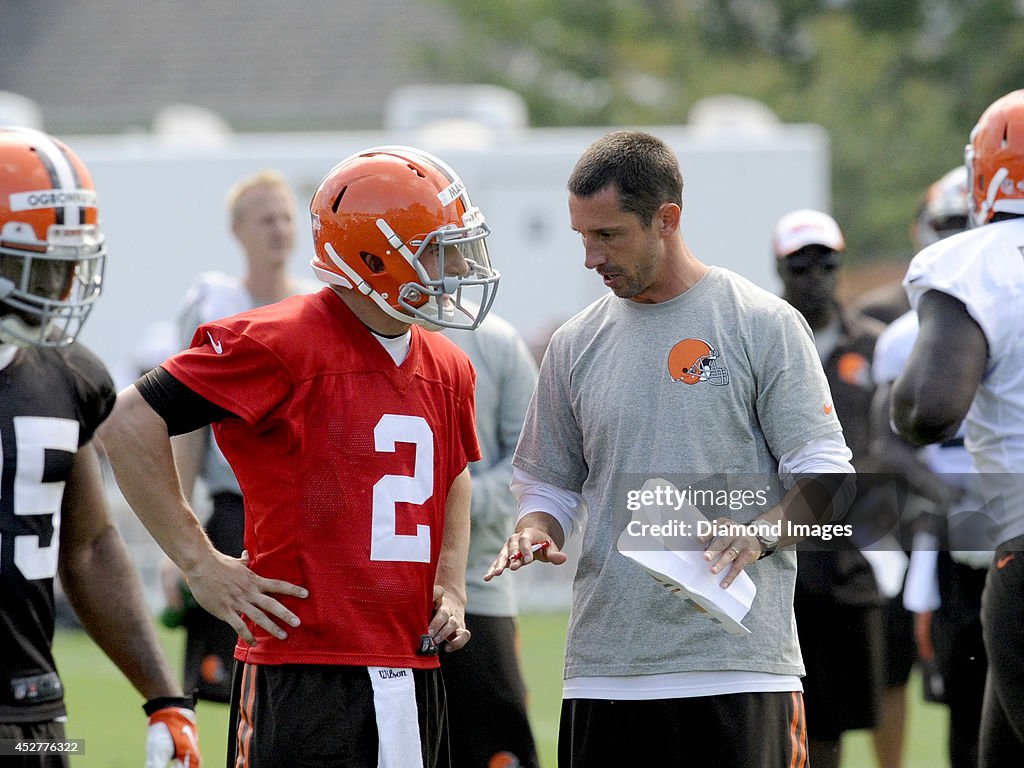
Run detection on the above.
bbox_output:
[70,120,830,378]
[62,116,829,611]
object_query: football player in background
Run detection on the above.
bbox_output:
[850,165,969,326]
[772,209,889,768]
[99,146,499,766]
[0,127,200,766]
[870,164,985,768]
[893,89,1024,767]
[440,308,541,768]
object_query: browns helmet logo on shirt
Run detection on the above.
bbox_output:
[667,338,730,386]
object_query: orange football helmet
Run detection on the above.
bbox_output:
[0,127,105,347]
[965,89,1024,227]
[667,338,729,386]
[309,145,498,330]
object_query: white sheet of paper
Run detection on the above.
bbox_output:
[616,478,756,635]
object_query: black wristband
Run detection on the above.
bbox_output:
[143,694,195,716]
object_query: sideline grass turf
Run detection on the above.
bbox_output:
[54,612,949,767]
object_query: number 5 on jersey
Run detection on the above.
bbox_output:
[0,416,79,579]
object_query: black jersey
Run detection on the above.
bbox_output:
[0,342,115,723]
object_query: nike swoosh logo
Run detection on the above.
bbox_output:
[207,331,223,354]
[997,553,1016,569]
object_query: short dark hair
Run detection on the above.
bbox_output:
[567,130,683,226]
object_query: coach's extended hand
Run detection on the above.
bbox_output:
[484,513,569,581]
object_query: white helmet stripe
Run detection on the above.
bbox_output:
[3,127,84,225]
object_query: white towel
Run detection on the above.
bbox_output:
[368,667,423,768]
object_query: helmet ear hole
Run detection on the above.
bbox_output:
[360,251,386,274]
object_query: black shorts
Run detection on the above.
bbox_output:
[227,662,449,767]
[979,535,1024,767]
[558,691,806,767]
[880,593,916,688]
[439,614,539,768]
[934,553,988,679]
[794,599,883,738]
[0,721,68,768]
[183,492,244,703]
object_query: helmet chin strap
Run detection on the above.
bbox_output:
[411,296,457,332]
[373,292,421,327]
[979,166,1009,225]
[319,243,438,330]
[321,243,362,293]
[0,312,50,348]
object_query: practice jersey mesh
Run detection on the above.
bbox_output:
[0,343,114,722]
[165,289,480,668]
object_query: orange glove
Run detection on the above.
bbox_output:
[144,696,201,767]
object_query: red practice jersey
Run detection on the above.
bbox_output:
[163,288,480,669]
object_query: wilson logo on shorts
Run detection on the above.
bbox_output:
[667,338,730,386]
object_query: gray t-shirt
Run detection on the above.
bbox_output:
[514,266,843,679]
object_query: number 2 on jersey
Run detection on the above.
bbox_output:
[370,414,434,563]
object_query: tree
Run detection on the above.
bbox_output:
[424,0,1024,262]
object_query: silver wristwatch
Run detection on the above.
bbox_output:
[749,519,780,559]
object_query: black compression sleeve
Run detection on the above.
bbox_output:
[135,367,236,436]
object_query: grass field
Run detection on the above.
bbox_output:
[54,613,950,767]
